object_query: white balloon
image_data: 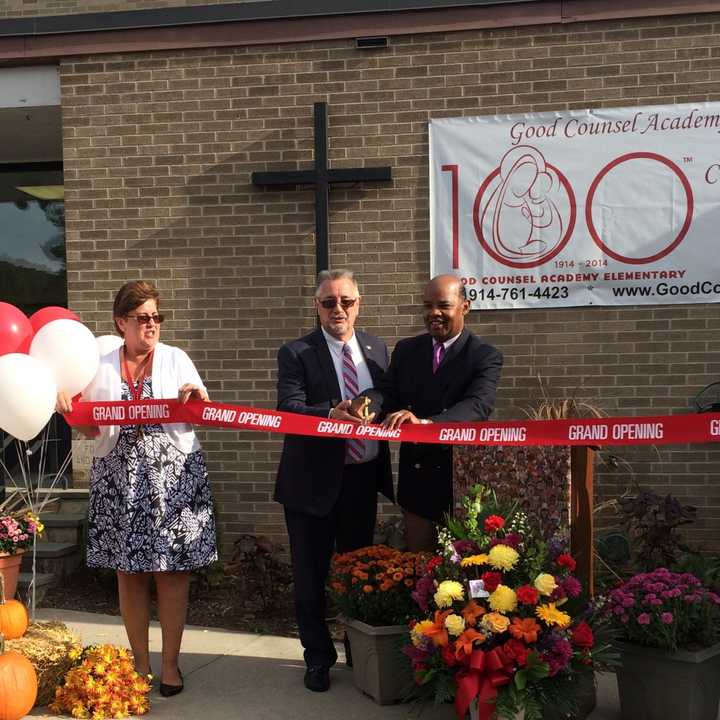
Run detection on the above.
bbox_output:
[96,334,124,356]
[30,318,100,396]
[0,353,57,442]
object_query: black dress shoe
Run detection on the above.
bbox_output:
[304,665,330,692]
[159,669,184,697]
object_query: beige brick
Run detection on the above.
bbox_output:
[53,9,720,555]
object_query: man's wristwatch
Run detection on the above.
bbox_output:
[419,418,431,425]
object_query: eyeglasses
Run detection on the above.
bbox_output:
[126,313,165,325]
[317,297,358,310]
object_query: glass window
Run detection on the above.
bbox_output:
[0,163,70,489]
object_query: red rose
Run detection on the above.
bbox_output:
[516,584,540,605]
[484,515,506,532]
[441,644,458,667]
[571,622,594,649]
[481,571,502,593]
[426,556,443,573]
[557,554,577,572]
[503,638,529,667]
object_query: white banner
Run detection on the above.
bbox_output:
[429,102,720,309]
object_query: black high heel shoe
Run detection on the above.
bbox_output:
[159,669,184,697]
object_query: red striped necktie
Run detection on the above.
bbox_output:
[342,343,365,463]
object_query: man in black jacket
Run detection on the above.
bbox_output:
[363,274,502,551]
[275,269,393,692]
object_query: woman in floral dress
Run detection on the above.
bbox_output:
[57,280,216,697]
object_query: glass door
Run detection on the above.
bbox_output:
[0,162,70,490]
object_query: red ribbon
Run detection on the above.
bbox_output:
[63,399,720,447]
[454,647,514,720]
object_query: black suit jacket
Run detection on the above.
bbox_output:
[365,329,503,521]
[274,328,394,516]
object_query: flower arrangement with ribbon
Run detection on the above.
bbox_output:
[50,644,151,719]
[329,545,429,626]
[0,512,44,556]
[404,485,616,720]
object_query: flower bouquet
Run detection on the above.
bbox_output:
[51,644,151,719]
[405,485,616,720]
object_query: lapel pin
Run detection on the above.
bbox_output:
[366,345,372,350]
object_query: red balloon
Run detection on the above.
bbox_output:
[0,302,33,356]
[29,306,80,334]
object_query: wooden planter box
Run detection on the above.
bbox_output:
[616,640,720,720]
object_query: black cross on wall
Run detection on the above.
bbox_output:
[251,102,393,275]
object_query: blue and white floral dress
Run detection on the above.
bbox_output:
[87,376,217,572]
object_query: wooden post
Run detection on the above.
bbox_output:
[570,445,595,597]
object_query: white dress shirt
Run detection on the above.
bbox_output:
[434,331,462,357]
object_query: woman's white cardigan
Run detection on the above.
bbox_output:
[83,342,206,458]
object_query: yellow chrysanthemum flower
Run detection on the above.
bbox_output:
[460,553,489,567]
[434,580,464,608]
[535,602,571,628]
[480,611,511,634]
[411,620,436,646]
[487,544,519,571]
[534,573,558,596]
[488,584,518,613]
[444,613,466,637]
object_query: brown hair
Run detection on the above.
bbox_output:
[113,280,160,336]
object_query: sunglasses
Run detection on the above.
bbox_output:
[317,297,358,310]
[126,313,165,325]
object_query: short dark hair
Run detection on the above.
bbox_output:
[113,280,160,336]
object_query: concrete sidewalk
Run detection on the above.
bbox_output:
[26,609,626,720]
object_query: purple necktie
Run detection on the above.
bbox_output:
[433,342,445,373]
[342,344,365,463]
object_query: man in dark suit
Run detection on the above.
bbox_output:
[363,274,502,551]
[275,269,393,693]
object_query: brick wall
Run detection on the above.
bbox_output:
[60,10,720,555]
[0,0,245,19]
